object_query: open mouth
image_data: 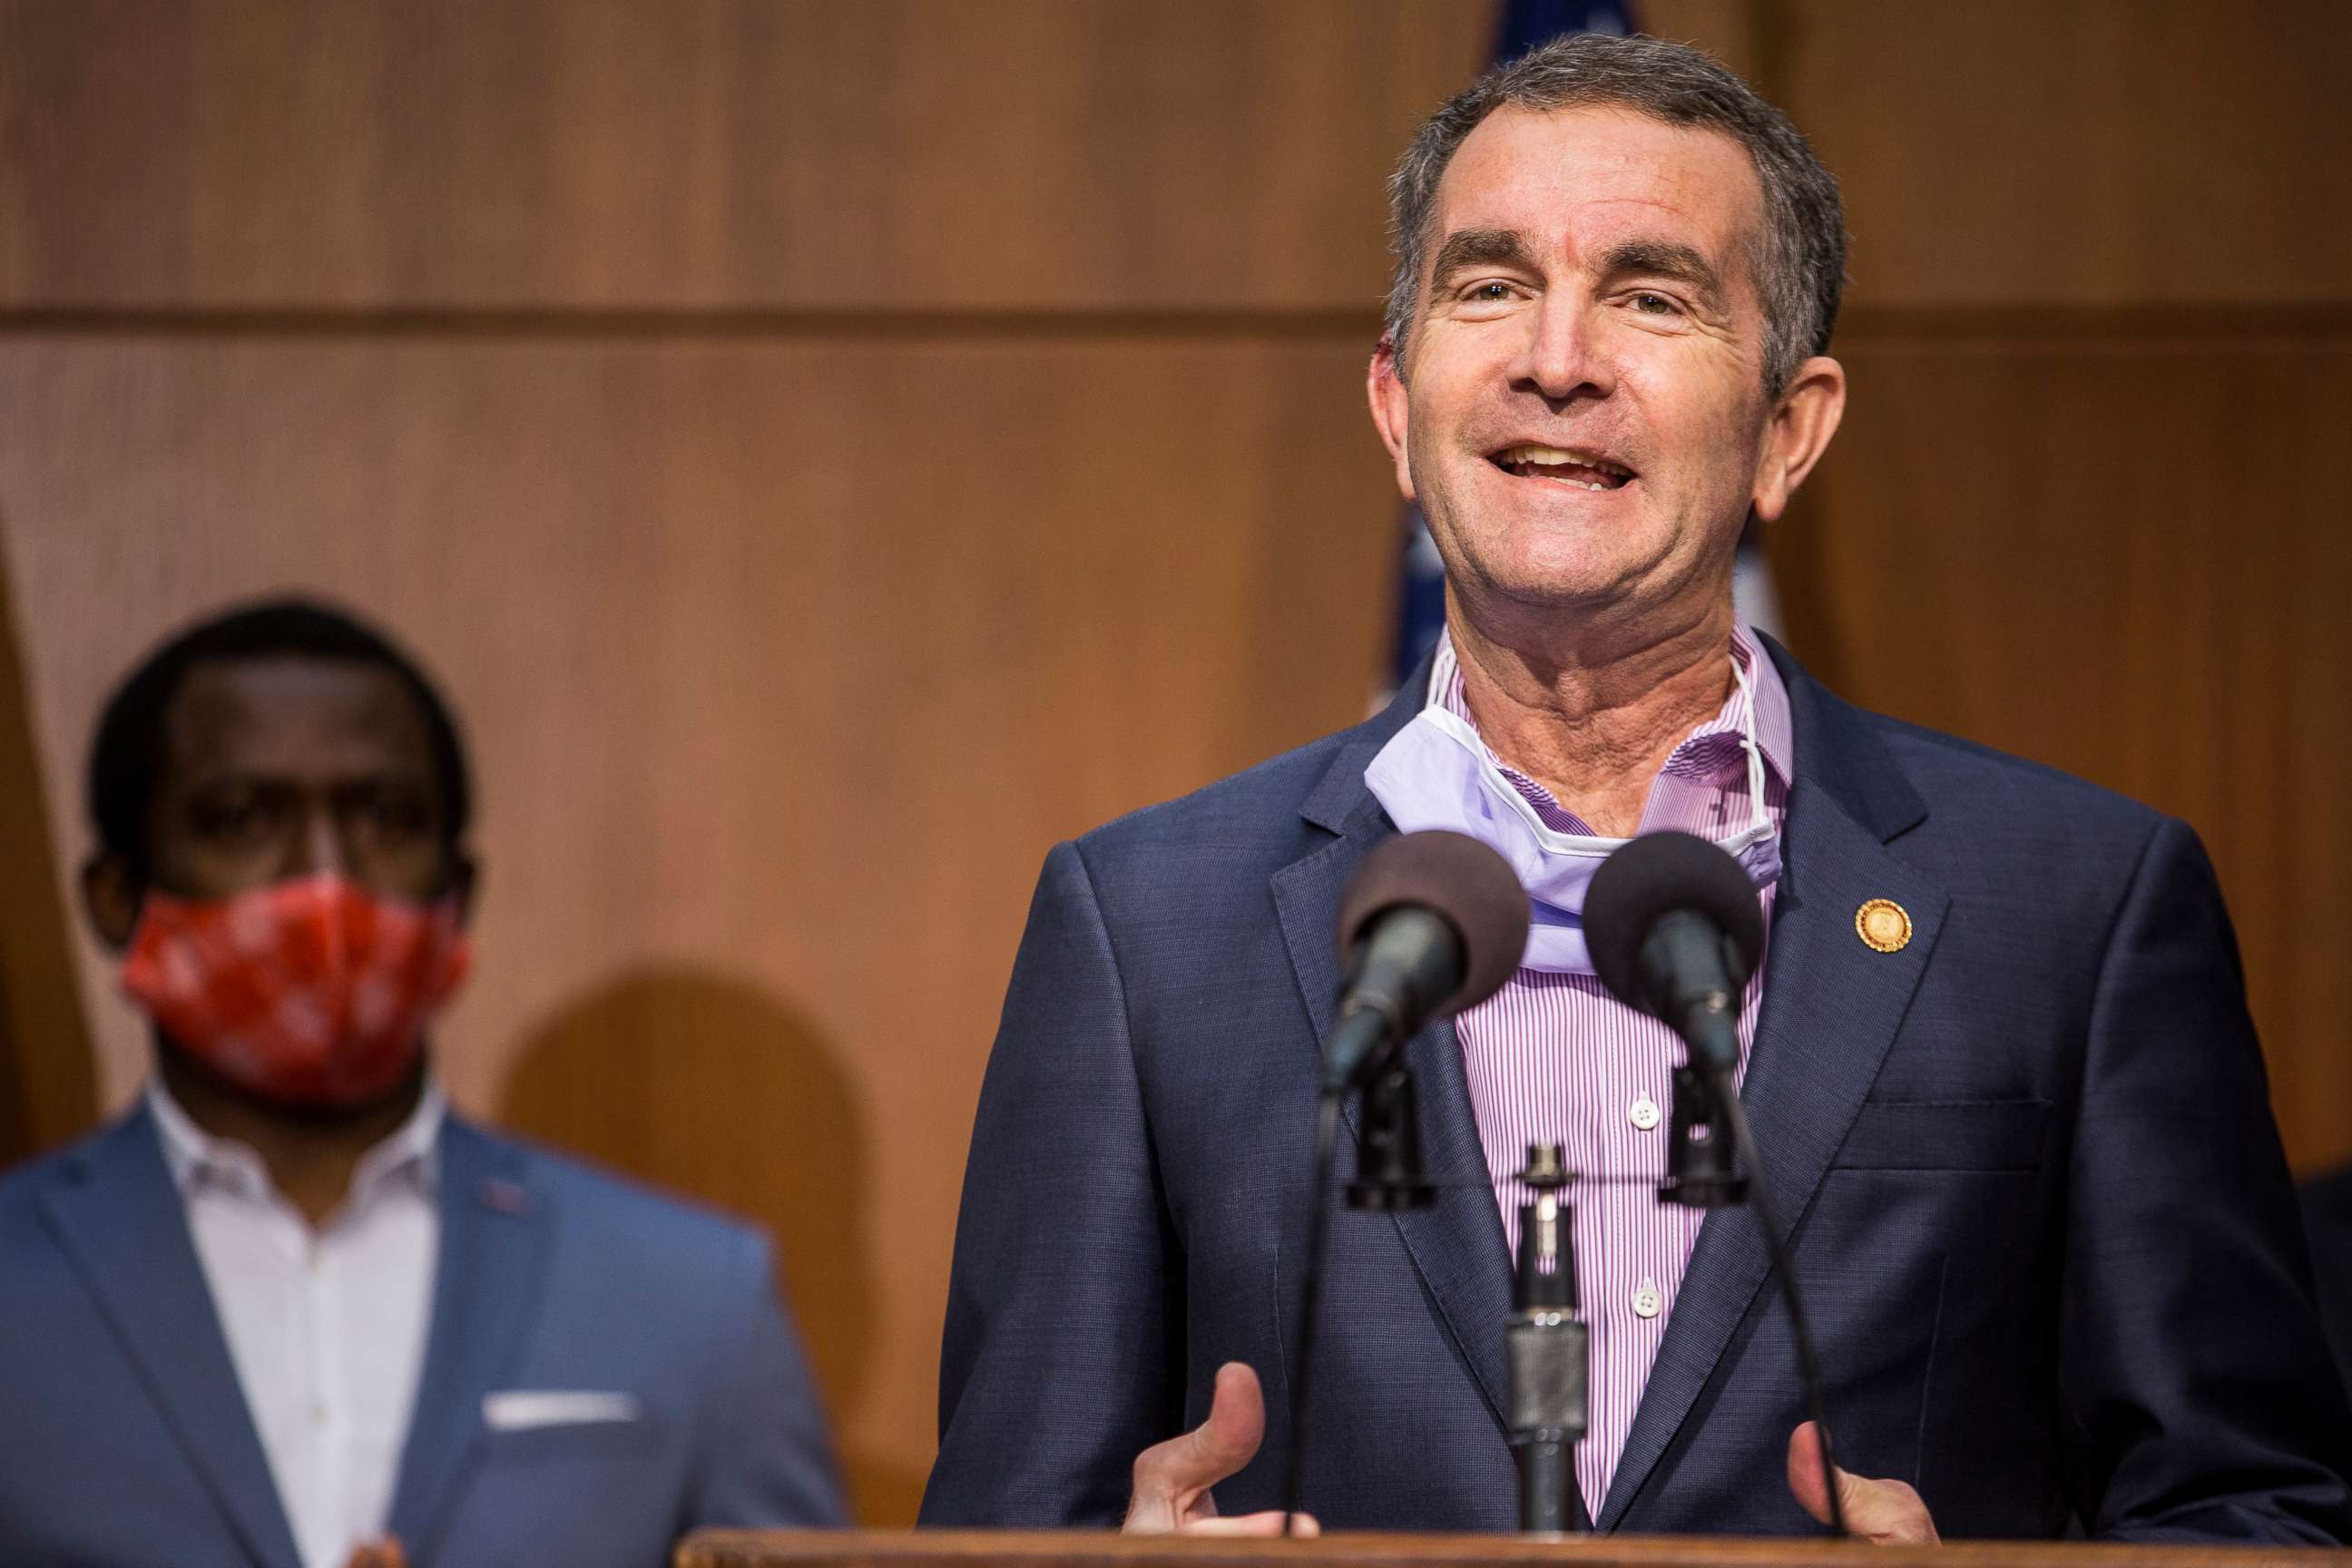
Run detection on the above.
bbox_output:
[1488,442,1636,492]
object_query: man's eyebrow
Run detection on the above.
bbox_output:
[1597,239,1729,314]
[1427,227,1542,289]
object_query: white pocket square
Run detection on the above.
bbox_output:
[482,1389,642,1432]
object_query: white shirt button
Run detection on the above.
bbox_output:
[1628,1095,1661,1132]
[1632,1279,1663,1319]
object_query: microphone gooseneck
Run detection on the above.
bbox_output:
[1283,830,1531,1535]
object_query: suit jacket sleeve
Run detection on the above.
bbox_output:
[922,839,1181,1525]
[688,1228,849,1528]
[2062,818,2352,1540]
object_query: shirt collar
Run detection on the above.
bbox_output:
[147,1074,447,1210]
[1434,621,1795,799]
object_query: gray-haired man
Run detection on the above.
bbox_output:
[922,34,2350,1542]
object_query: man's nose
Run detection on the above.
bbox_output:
[1510,296,1613,402]
[289,808,351,881]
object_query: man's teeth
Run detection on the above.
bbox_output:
[1494,443,1632,490]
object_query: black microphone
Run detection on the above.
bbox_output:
[1323,830,1530,1092]
[1582,828,1851,1538]
[1583,829,1765,1074]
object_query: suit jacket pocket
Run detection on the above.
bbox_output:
[1832,1098,2050,1171]
[475,1411,665,1467]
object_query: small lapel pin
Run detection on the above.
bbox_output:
[478,1177,535,1218]
[1855,898,1912,954]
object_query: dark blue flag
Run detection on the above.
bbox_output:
[1499,0,1632,59]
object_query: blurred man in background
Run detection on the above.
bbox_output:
[0,598,843,1568]
[925,33,2349,1542]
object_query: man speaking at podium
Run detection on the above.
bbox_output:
[922,34,2350,1543]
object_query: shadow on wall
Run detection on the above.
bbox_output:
[498,967,923,1525]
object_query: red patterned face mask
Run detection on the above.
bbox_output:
[122,873,471,1109]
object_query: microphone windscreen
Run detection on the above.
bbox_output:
[1583,830,1767,1012]
[1338,830,1531,1017]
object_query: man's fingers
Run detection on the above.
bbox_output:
[1180,1511,1320,1537]
[1125,1363,1269,1533]
[1784,1423,1939,1544]
[342,1541,408,1568]
[1140,1361,1264,1492]
[1838,1472,1940,1546]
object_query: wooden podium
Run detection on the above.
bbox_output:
[677,1533,2328,1568]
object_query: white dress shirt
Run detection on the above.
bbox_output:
[149,1080,444,1568]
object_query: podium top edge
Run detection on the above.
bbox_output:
[676,1529,2340,1568]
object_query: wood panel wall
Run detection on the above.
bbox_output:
[0,541,94,1166]
[2,0,2344,1526]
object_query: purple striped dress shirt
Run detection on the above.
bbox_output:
[1434,623,1794,1514]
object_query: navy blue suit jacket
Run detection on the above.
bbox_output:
[923,642,2352,1539]
[0,1102,844,1567]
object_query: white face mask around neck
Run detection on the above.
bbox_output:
[1363,634,1781,975]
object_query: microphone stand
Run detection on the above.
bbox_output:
[1282,1036,1436,1535]
[1348,1055,1437,1210]
[1507,1143,1585,1532]
[1289,1044,1843,1538]
[1659,1064,1746,1207]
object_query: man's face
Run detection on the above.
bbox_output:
[1371,104,1813,625]
[142,658,456,905]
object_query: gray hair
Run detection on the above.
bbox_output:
[1385,34,1846,397]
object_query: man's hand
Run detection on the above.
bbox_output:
[1786,1423,1939,1544]
[1122,1361,1319,1536]
[342,1540,408,1568]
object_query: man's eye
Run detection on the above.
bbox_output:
[351,794,432,841]
[1631,291,1681,315]
[191,799,276,844]
[1466,281,1515,303]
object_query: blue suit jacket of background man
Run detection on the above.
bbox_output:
[922,639,2352,1539]
[0,1105,845,1566]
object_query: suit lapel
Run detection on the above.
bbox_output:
[387,1118,552,1556]
[1272,695,1562,1522]
[1599,650,1949,1529]
[1385,1011,1521,1439]
[38,1108,301,1568]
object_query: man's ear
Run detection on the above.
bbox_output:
[1367,336,1417,503]
[1751,354,1847,524]
[445,852,479,925]
[82,853,142,952]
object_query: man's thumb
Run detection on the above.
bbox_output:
[1785,1420,1843,1524]
[1132,1359,1269,1519]
[1785,1421,1940,1544]
[1181,1362,1268,1478]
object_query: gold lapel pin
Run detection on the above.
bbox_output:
[1855,898,1912,953]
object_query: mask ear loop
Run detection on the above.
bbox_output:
[1426,630,1459,710]
[1730,650,1769,839]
